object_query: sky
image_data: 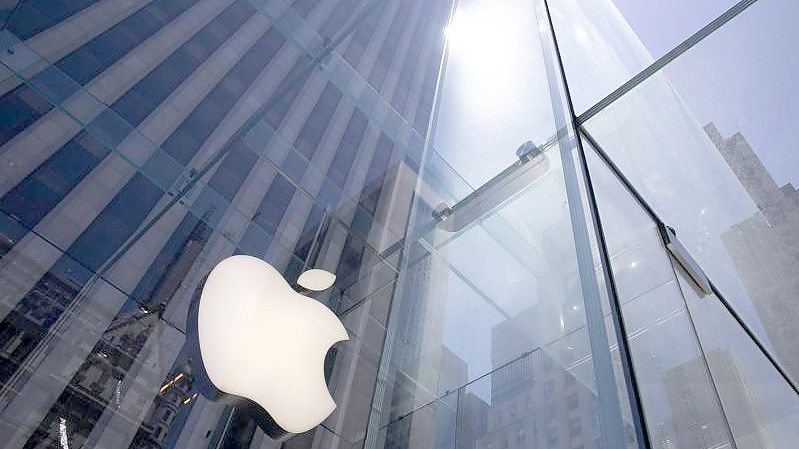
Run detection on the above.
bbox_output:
[611,0,738,59]
[612,0,799,188]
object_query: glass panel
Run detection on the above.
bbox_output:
[0,2,438,448]
[582,0,799,389]
[372,383,458,449]
[545,0,659,113]
[546,0,747,114]
[455,350,603,449]
[365,1,637,448]
[610,0,739,60]
[584,139,736,449]
[661,0,799,196]
[1,0,795,448]
[676,264,799,448]
[432,0,555,186]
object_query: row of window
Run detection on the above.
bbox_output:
[60,0,199,85]
[0,0,199,147]
[0,1,256,242]
[6,0,101,40]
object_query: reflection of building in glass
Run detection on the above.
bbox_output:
[19,217,208,448]
[0,257,81,388]
[708,123,799,382]
[0,0,451,448]
[132,363,196,449]
[456,390,489,449]
[383,345,466,449]
[475,315,605,449]
[381,251,451,444]
[664,348,772,449]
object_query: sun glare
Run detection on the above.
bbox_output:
[444,3,533,105]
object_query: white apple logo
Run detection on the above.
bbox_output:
[188,255,348,438]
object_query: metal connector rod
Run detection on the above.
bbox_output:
[433,141,548,232]
[516,140,538,160]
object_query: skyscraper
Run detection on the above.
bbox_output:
[708,123,799,382]
[0,0,452,447]
[1,1,798,449]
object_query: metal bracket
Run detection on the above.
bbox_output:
[432,141,548,232]
[657,222,711,295]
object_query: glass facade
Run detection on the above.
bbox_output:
[0,0,796,448]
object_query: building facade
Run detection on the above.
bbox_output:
[0,1,797,449]
[0,0,451,447]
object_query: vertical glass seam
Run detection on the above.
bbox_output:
[665,253,741,448]
[361,0,459,447]
[534,0,651,447]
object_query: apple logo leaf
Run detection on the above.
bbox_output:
[297,268,336,291]
[187,255,349,440]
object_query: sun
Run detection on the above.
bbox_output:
[443,1,538,106]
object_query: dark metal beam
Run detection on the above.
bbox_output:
[577,0,759,125]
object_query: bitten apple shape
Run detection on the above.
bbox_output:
[191,255,348,437]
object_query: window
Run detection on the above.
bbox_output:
[208,141,257,201]
[0,84,54,146]
[112,1,253,126]
[7,0,100,40]
[328,110,368,187]
[252,175,296,237]
[67,173,162,270]
[263,55,309,130]
[293,83,343,159]
[56,0,195,85]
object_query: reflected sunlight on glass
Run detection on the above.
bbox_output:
[434,0,551,187]
[444,3,531,106]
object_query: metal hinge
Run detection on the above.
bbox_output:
[657,222,711,295]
